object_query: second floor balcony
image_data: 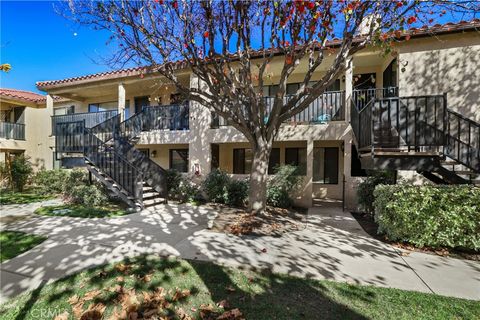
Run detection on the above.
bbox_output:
[0,121,25,140]
[211,90,345,128]
[51,109,120,135]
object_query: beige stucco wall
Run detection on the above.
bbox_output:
[1,101,53,170]
[397,32,480,122]
[135,143,189,170]
[37,30,479,209]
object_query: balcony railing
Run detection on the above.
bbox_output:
[51,109,119,135]
[0,121,25,140]
[353,87,398,110]
[211,90,345,128]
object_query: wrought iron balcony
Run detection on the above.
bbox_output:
[0,121,25,140]
[51,109,119,135]
[211,90,345,128]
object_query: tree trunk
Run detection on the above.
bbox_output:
[248,138,272,214]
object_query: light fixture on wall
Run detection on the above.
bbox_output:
[151,150,157,158]
[194,163,200,176]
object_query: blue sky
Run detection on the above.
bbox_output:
[0,1,477,94]
[1,0,114,93]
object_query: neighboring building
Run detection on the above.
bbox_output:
[35,20,480,209]
[0,89,53,170]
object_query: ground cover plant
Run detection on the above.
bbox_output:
[34,204,129,219]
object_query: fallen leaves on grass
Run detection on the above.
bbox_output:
[172,288,191,301]
[217,308,244,319]
[65,281,243,320]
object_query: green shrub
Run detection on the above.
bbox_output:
[165,169,184,200]
[225,179,249,207]
[165,169,202,203]
[0,161,9,186]
[267,188,292,208]
[203,169,230,204]
[357,170,396,214]
[68,184,108,207]
[374,185,480,250]
[33,169,69,195]
[267,165,301,208]
[10,155,33,192]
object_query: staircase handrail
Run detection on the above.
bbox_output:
[83,127,144,202]
[445,107,480,173]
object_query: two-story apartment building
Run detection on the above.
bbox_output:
[0,89,53,170]
[32,19,479,210]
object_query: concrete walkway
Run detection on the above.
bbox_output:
[1,202,479,303]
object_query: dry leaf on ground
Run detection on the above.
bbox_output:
[217,308,243,320]
[54,311,69,320]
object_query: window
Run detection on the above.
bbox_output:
[327,79,341,92]
[286,83,299,95]
[268,148,280,174]
[54,105,75,116]
[285,148,307,175]
[233,148,252,174]
[170,93,184,104]
[211,144,220,171]
[88,101,118,113]
[138,149,150,158]
[313,147,339,184]
[169,149,189,172]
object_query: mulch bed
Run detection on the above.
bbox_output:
[208,203,307,237]
[350,212,479,261]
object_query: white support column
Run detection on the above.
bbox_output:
[118,83,126,121]
[303,139,314,208]
[344,58,353,123]
[46,94,54,136]
[188,74,211,183]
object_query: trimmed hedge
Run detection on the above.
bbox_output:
[374,185,480,250]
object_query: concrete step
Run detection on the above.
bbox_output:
[143,197,166,207]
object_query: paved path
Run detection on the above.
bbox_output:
[1,201,479,303]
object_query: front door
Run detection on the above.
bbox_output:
[134,96,150,114]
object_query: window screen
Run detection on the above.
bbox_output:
[313,147,339,184]
[169,149,189,172]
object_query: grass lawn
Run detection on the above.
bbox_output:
[0,256,478,320]
[0,231,47,263]
[34,204,130,218]
[0,189,54,205]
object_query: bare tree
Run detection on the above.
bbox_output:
[61,0,478,213]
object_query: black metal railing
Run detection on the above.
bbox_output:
[0,121,25,140]
[372,95,446,149]
[54,121,85,153]
[445,109,480,172]
[84,128,143,199]
[211,91,345,128]
[352,94,447,151]
[351,99,375,149]
[353,87,398,111]
[121,103,189,138]
[51,110,118,135]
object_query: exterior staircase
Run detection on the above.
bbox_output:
[53,104,188,209]
[350,88,480,185]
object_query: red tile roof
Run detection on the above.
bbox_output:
[36,19,480,90]
[0,88,46,103]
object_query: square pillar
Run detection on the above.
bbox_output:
[118,83,126,121]
[188,74,212,182]
[302,139,314,208]
[344,58,353,123]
